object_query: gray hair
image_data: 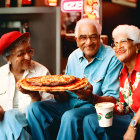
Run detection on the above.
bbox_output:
[2,36,30,61]
[112,24,140,45]
[75,18,102,38]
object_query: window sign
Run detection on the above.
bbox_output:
[61,0,83,12]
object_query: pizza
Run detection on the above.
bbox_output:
[25,75,76,86]
[17,75,88,92]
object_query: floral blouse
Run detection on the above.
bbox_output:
[115,54,140,115]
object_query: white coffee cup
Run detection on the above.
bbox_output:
[95,102,114,127]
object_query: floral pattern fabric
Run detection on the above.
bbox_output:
[115,53,140,114]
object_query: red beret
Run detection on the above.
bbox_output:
[0,31,30,55]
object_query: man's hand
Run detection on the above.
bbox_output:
[71,82,116,104]
[53,91,69,102]
[71,82,94,103]
[0,106,5,121]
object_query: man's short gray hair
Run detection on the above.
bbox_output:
[2,36,30,61]
[75,18,102,38]
[112,24,140,45]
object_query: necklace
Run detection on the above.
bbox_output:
[127,73,133,107]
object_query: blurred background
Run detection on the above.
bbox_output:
[0,0,139,74]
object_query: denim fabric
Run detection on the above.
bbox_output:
[83,113,108,140]
[27,100,72,140]
[27,100,95,140]
[66,90,93,108]
[0,109,31,140]
[57,107,96,140]
[83,113,140,140]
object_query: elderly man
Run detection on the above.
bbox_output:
[0,31,52,140]
[27,18,122,140]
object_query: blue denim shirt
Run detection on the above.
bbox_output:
[65,43,123,108]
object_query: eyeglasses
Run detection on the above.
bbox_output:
[16,48,34,57]
[111,38,133,48]
[78,34,99,42]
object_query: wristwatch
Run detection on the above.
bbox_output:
[130,119,137,130]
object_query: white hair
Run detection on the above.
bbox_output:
[75,18,102,38]
[112,24,140,45]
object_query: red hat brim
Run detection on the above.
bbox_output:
[0,31,30,55]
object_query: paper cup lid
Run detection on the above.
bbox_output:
[95,102,114,109]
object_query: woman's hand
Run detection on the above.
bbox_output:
[28,92,42,102]
[0,106,5,121]
[17,83,41,102]
[124,108,140,140]
[115,101,131,114]
[71,82,94,103]
[123,125,137,140]
[17,83,34,94]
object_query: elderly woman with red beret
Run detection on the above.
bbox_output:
[0,31,52,140]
